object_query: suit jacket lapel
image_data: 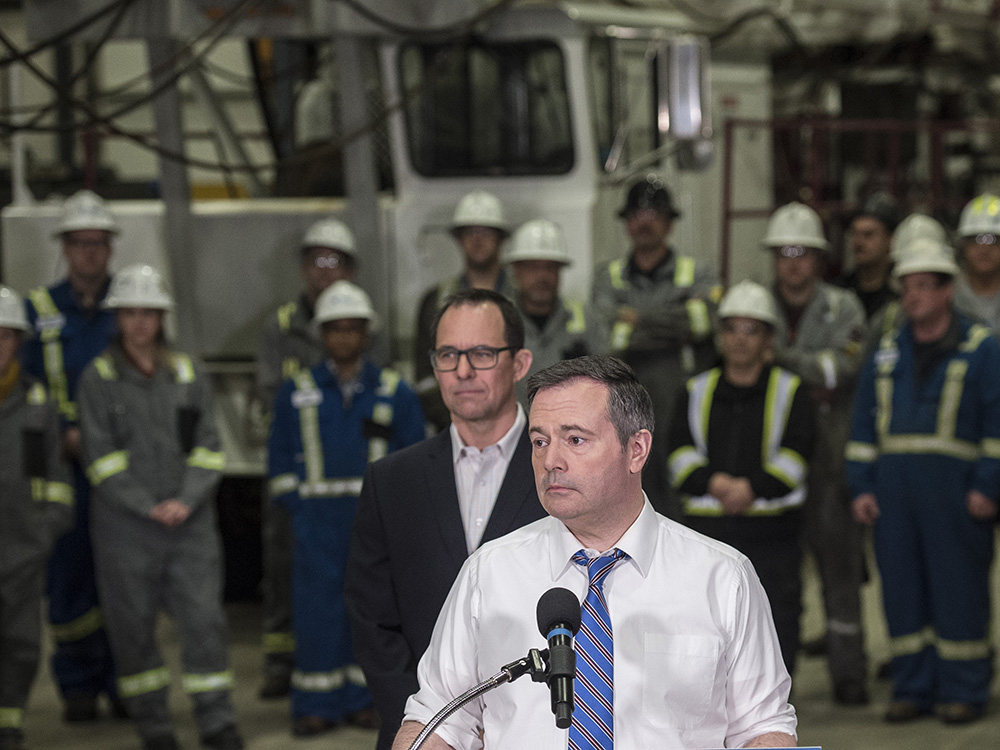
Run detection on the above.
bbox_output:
[480,425,536,546]
[424,430,468,568]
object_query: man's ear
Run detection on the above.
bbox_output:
[512,347,533,383]
[628,429,652,474]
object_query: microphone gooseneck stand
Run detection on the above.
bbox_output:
[406,648,549,750]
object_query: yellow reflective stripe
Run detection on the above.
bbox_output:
[937,636,992,661]
[938,360,966,440]
[268,473,299,497]
[608,259,626,290]
[890,626,935,657]
[875,375,893,440]
[281,357,301,380]
[299,477,364,498]
[959,324,990,352]
[45,481,74,506]
[50,606,103,643]
[118,667,171,698]
[564,299,586,334]
[292,664,367,692]
[667,445,707,487]
[263,631,295,654]
[27,382,47,405]
[981,438,1000,459]
[277,301,297,332]
[766,446,807,486]
[845,441,878,462]
[172,353,195,384]
[685,298,711,338]
[187,447,225,471]
[31,477,46,502]
[0,708,23,729]
[610,321,632,350]
[182,671,233,694]
[87,450,129,485]
[371,402,393,426]
[294,371,324,485]
[684,490,804,516]
[377,368,400,398]
[880,434,979,461]
[673,256,695,287]
[30,288,75,421]
[94,354,116,381]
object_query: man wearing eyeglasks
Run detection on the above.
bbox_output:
[345,288,546,750]
[764,202,870,707]
[954,193,1000,333]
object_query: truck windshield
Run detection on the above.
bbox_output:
[399,39,574,177]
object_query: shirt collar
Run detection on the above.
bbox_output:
[450,402,526,464]
[547,493,659,582]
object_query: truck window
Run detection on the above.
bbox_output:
[399,40,573,176]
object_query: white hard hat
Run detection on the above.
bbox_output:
[717,280,779,327]
[302,217,356,257]
[0,285,30,331]
[55,189,120,237]
[314,280,375,324]
[957,193,1000,238]
[505,219,571,265]
[762,202,829,251]
[451,191,508,233]
[103,264,174,310]
[892,237,959,279]
[891,213,947,260]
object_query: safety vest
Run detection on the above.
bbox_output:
[268,367,400,500]
[606,256,711,350]
[846,323,1000,464]
[86,352,225,486]
[672,367,807,516]
[563,299,586,334]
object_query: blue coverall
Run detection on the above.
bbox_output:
[268,360,425,721]
[846,316,1000,709]
[22,279,117,702]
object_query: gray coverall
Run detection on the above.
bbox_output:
[772,281,869,690]
[78,346,233,744]
[516,297,609,405]
[592,251,721,518]
[0,374,73,737]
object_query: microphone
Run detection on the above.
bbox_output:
[536,587,582,729]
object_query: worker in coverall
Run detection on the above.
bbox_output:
[592,174,723,519]
[847,237,1000,725]
[953,193,1000,332]
[413,190,517,432]
[76,265,243,750]
[268,281,425,737]
[764,202,870,705]
[668,280,816,675]
[0,286,74,750]
[21,189,120,721]
[255,216,367,699]
[505,218,609,404]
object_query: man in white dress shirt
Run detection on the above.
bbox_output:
[393,356,797,750]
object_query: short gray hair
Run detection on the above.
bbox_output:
[526,356,654,449]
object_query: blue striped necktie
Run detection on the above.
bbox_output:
[568,548,627,750]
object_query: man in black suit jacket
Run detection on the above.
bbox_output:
[345,289,546,750]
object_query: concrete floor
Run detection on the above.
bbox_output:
[20,547,1000,750]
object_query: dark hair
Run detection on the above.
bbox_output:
[430,288,525,351]
[526,355,654,449]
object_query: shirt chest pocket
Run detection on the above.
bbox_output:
[641,633,721,728]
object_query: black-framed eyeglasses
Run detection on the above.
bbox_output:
[429,345,516,372]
